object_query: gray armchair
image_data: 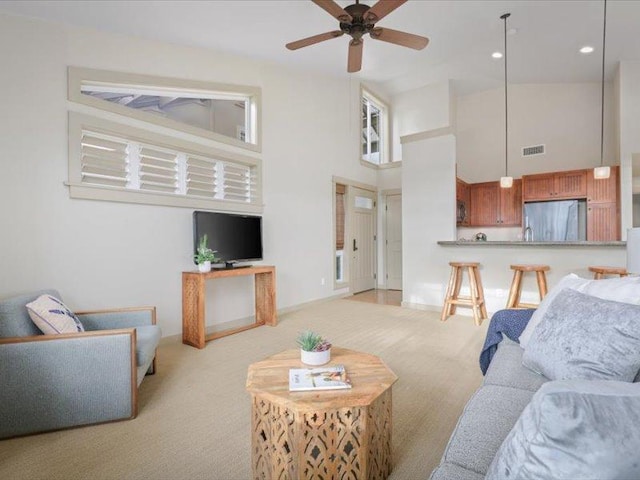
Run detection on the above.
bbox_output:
[0,289,161,439]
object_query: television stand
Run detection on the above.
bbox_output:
[213,263,252,270]
[182,265,277,349]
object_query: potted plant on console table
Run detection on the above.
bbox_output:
[297,330,332,366]
[194,234,219,273]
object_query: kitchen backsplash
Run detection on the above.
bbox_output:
[457,227,522,242]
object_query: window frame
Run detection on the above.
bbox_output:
[360,88,390,167]
[67,112,263,213]
[333,181,348,289]
[68,67,262,153]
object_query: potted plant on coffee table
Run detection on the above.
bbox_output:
[297,330,332,366]
[194,234,219,273]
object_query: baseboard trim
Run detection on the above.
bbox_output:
[277,292,353,316]
[160,292,353,345]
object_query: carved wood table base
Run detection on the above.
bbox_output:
[246,348,397,480]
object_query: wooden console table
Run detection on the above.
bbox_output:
[182,265,277,349]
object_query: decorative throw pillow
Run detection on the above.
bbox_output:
[518,273,640,348]
[522,289,640,382]
[486,379,640,480]
[26,295,84,334]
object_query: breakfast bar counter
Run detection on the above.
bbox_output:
[437,240,625,247]
[429,240,628,313]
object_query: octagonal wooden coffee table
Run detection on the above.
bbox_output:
[246,347,398,480]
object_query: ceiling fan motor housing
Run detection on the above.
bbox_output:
[340,3,377,41]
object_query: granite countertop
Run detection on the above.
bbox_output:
[437,240,626,247]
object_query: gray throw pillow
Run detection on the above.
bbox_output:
[486,380,640,480]
[522,288,640,382]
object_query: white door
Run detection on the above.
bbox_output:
[385,194,402,290]
[351,187,376,293]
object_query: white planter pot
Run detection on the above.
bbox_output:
[198,261,211,273]
[300,348,331,366]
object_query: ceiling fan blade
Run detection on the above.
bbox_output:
[369,27,429,50]
[347,39,363,73]
[286,30,344,50]
[364,0,408,23]
[312,0,352,23]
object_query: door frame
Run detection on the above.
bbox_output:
[332,176,378,293]
[382,189,402,290]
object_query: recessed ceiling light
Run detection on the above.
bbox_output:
[492,51,503,59]
[580,46,594,54]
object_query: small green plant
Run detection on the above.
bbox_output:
[194,234,219,264]
[297,330,332,352]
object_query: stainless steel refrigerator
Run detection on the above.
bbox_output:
[523,200,587,241]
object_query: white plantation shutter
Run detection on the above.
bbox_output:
[80,133,129,188]
[186,155,216,199]
[138,146,179,194]
[71,116,261,212]
[220,162,256,203]
[185,156,256,204]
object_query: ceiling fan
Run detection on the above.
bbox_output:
[286,0,429,73]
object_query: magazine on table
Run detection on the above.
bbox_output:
[288,364,352,391]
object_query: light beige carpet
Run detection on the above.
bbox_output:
[0,299,488,480]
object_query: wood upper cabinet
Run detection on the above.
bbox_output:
[469,180,522,227]
[586,165,618,203]
[500,179,523,226]
[522,169,587,201]
[469,182,499,226]
[456,178,470,226]
[586,166,620,241]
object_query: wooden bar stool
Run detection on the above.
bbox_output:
[441,262,487,326]
[506,264,550,309]
[588,266,628,280]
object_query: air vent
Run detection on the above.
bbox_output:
[522,144,545,157]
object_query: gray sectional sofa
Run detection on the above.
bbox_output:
[431,276,640,479]
[430,337,550,479]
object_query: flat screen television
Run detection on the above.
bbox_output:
[193,211,263,268]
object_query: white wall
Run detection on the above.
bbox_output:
[456,83,615,183]
[618,61,640,237]
[0,13,376,336]
[402,134,457,308]
[391,81,453,162]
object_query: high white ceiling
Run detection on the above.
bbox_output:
[1,0,639,95]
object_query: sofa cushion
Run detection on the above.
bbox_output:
[439,385,534,476]
[135,325,161,368]
[486,380,640,479]
[26,295,85,334]
[523,289,640,382]
[0,290,61,337]
[483,339,548,392]
[429,462,484,480]
[519,274,640,348]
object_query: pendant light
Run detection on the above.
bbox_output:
[500,13,513,189]
[594,0,610,180]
